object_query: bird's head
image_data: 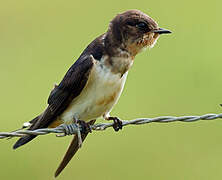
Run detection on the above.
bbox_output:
[107,10,171,57]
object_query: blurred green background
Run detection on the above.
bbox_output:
[1,0,222,179]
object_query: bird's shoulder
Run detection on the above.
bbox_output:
[47,34,106,115]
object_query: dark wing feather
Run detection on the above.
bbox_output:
[13,55,94,149]
[48,55,94,116]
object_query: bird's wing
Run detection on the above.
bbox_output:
[13,55,94,149]
[33,55,95,129]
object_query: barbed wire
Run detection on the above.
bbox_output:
[1,113,222,139]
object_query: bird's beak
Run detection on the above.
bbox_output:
[153,28,172,34]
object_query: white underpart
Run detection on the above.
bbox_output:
[59,56,130,124]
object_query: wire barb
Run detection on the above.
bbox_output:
[1,113,222,139]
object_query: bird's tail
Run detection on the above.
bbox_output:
[13,134,37,149]
[54,120,96,178]
[13,115,40,149]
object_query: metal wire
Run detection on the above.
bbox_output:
[1,113,222,139]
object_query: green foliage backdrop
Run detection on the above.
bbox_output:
[0,0,222,179]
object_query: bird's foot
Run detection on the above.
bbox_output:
[107,117,123,132]
[78,120,92,134]
[58,119,90,148]
[74,119,83,148]
[74,119,92,148]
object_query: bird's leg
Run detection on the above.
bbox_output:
[58,119,92,148]
[78,120,92,134]
[72,117,83,148]
[106,117,123,132]
[73,118,92,148]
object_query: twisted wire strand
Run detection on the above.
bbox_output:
[1,113,222,139]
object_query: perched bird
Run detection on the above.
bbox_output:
[13,9,171,177]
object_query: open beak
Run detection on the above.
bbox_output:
[153,28,172,34]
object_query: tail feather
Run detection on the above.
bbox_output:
[13,135,36,149]
[54,134,86,177]
[13,115,40,150]
[54,120,96,178]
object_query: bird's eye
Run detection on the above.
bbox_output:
[136,22,148,30]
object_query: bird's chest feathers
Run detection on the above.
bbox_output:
[61,56,131,122]
[90,62,124,107]
[88,55,133,109]
[106,55,134,75]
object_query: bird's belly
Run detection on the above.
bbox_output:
[59,63,128,124]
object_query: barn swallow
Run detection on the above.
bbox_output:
[13,9,171,177]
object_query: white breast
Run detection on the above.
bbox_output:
[60,56,130,123]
